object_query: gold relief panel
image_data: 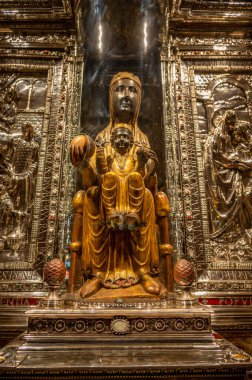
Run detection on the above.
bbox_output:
[162,35,252,293]
[0,64,55,293]
[0,73,47,262]
[195,75,252,264]
[0,35,83,293]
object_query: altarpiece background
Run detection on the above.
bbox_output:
[0,0,251,355]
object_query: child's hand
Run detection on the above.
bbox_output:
[96,136,107,148]
[136,147,149,165]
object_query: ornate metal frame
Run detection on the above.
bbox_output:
[170,0,252,22]
[161,28,252,295]
[0,0,73,20]
[0,0,251,308]
[0,32,83,295]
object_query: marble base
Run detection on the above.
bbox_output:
[0,302,251,379]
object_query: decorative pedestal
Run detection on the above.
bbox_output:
[0,298,251,379]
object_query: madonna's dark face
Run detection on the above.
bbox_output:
[112,79,138,123]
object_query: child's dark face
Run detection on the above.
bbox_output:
[112,128,132,155]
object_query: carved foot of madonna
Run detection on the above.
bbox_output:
[78,277,101,298]
[141,274,161,295]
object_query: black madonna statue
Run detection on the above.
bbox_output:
[68,72,173,299]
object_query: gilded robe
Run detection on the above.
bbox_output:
[81,124,159,288]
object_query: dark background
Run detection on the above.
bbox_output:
[79,0,166,188]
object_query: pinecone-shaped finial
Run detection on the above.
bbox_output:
[42,259,66,308]
[44,258,66,287]
[173,259,197,307]
[173,258,195,287]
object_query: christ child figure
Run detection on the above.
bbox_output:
[96,124,150,229]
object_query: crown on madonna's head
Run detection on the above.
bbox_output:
[110,72,141,89]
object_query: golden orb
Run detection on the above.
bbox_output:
[70,134,95,160]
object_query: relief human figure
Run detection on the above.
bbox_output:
[0,123,39,255]
[69,72,173,298]
[0,88,17,133]
[204,110,252,241]
[0,182,12,251]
